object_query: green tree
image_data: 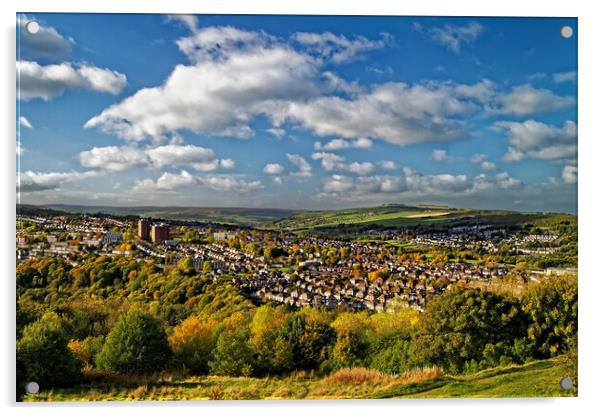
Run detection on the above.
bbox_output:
[202,260,213,273]
[209,328,254,376]
[410,286,528,373]
[522,275,577,357]
[96,310,171,373]
[16,312,82,388]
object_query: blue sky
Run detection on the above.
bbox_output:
[16,13,577,213]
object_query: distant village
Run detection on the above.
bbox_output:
[16,212,576,313]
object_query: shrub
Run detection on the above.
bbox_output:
[96,310,171,373]
[16,312,82,388]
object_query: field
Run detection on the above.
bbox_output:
[23,356,575,401]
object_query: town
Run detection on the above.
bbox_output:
[16,211,574,313]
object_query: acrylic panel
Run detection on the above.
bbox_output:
[16,13,578,401]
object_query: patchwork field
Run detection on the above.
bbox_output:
[24,356,575,401]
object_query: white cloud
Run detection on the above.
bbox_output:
[495,119,577,162]
[314,137,373,151]
[19,116,33,129]
[266,128,286,137]
[16,143,24,156]
[133,170,262,193]
[318,168,521,202]
[379,161,397,170]
[17,170,98,193]
[311,152,375,175]
[79,146,147,172]
[554,71,577,83]
[85,26,322,142]
[17,60,127,101]
[272,177,283,185]
[220,158,235,169]
[18,15,73,59]
[78,144,232,172]
[269,81,479,146]
[263,163,285,175]
[431,149,448,161]
[494,85,574,116]
[480,161,496,170]
[427,21,483,54]
[562,165,577,184]
[286,153,312,178]
[292,31,390,64]
[470,153,496,170]
[167,14,199,33]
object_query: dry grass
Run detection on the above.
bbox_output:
[323,366,442,387]
[323,368,391,385]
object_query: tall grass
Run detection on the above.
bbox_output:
[323,366,442,386]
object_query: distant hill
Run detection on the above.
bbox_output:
[17,203,576,232]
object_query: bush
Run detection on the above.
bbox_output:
[369,339,412,375]
[16,312,82,388]
[96,310,171,373]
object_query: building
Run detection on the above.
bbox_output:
[138,218,151,240]
[103,232,122,245]
[151,224,170,244]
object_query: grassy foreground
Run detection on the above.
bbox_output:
[24,356,576,401]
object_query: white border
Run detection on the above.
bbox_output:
[2,1,601,414]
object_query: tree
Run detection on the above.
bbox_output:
[202,260,213,273]
[410,286,528,373]
[277,310,334,371]
[522,275,577,357]
[16,312,82,388]
[169,316,216,374]
[96,310,171,373]
[209,328,254,376]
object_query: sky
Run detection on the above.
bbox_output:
[16,13,578,213]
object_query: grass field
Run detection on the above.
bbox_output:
[23,356,576,401]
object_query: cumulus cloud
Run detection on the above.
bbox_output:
[318,168,521,202]
[269,82,480,146]
[431,149,448,161]
[263,163,285,175]
[17,170,98,193]
[314,137,373,151]
[133,170,262,193]
[78,144,233,172]
[495,119,577,162]
[292,31,390,64]
[554,71,577,83]
[493,85,574,116]
[167,14,199,33]
[17,60,127,101]
[379,161,397,170]
[85,26,323,142]
[18,15,73,59]
[470,153,496,170]
[286,153,312,178]
[420,21,483,54]
[311,152,375,175]
[19,116,33,129]
[562,165,577,184]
